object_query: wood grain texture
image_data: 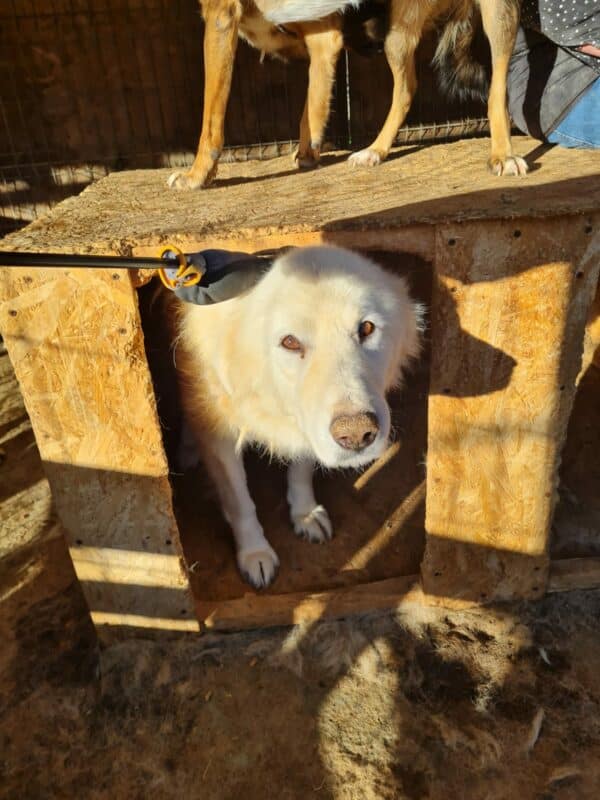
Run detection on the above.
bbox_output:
[0,266,198,637]
[197,574,422,631]
[1,138,598,265]
[422,216,600,602]
[196,557,600,632]
[548,558,600,594]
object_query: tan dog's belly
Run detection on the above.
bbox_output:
[238,6,308,58]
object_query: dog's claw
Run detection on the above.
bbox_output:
[488,155,528,177]
[292,505,333,544]
[238,546,279,589]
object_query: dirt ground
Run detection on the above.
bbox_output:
[1,332,600,799]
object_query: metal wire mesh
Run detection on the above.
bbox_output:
[0,0,488,236]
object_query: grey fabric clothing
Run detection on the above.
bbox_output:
[520,0,600,51]
[507,0,600,138]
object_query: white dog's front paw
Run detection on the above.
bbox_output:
[292,505,333,543]
[237,545,280,589]
[348,148,382,168]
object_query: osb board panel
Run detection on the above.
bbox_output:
[198,575,422,631]
[0,347,95,664]
[1,139,599,263]
[195,557,600,632]
[0,346,77,602]
[0,266,198,635]
[422,215,600,603]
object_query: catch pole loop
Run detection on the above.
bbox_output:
[158,245,204,290]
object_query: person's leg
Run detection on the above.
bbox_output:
[547,77,600,148]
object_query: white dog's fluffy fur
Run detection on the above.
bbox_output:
[170,245,422,588]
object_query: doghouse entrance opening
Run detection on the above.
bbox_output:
[139,250,433,618]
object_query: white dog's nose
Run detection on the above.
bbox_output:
[330,412,379,451]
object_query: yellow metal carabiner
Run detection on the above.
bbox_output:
[158,245,203,290]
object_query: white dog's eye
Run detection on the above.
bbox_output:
[281,334,304,355]
[358,320,376,341]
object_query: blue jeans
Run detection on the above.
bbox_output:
[547,77,600,148]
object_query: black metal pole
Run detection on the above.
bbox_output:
[0,251,176,270]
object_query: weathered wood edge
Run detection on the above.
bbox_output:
[192,558,600,632]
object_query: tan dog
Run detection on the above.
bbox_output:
[168,0,527,191]
[168,246,422,588]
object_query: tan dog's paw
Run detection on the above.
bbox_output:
[167,164,218,190]
[348,148,383,168]
[488,155,528,177]
[294,146,321,170]
[292,505,333,543]
[237,545,280,589]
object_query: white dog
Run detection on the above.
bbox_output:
[169,245,422,588]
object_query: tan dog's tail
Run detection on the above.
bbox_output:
[432,0,490,103]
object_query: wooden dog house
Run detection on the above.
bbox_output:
[1,137,599,640]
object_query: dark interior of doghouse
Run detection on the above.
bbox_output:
[553,354,600,560]
[138,250,433,604]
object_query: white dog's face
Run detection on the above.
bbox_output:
[254,247,421,468]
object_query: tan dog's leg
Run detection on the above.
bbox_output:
[168,1,241,190]
[479,0,528,175]
[295,24,344,169]
[349,1,427,167]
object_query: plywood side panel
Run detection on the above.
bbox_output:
[0,265,198,637]
[422,216,600,602]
